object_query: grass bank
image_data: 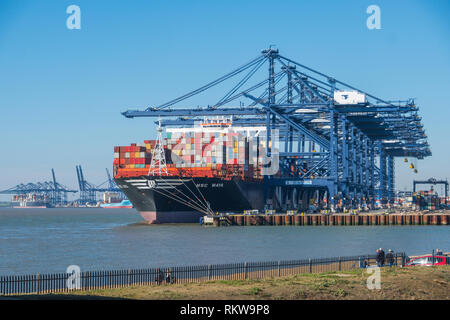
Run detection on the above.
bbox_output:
[10,265,449,300]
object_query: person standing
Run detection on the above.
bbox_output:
[386,249,395,266]
[376,249,383,267]
[380,248,386,267]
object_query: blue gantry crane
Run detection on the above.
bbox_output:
[0,169,77,206]
[75,165,125,204]
[121,48,431,211]
[97,168,126,199]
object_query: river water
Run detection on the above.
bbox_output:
[0,208,448,275]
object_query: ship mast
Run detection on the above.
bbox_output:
[148,119,169,176]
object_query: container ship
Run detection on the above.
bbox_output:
[11,194,52,208]
[113,119,273,223]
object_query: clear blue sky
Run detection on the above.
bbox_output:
[1,0,449,197]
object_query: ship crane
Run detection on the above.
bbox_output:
[121,48,431,211]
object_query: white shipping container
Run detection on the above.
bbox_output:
[333,90,366,105]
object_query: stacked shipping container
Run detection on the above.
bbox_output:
[412,190,445,210]
[113,129,275,180]
[114,143,151,169]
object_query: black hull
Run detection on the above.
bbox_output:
[114,176,264,223]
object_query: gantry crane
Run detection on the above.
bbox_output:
[76,165,126,204]
[121,48,431,211]
[0,169,77,206]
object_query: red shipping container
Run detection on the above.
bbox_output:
[114,146,120,152]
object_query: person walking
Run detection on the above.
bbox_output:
[386,249,395,266]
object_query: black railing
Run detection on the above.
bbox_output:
[0,252,406,295]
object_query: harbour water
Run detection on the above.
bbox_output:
[0,208,449,275]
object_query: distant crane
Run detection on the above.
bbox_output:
[75,165,126,204]
[0,169,77,206]
[413,178,448,203]
[98,168,126,199]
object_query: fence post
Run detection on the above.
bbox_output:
[128,269,131,286]
[244,262,248,280]
[309,258,312,273]
[36,274,40,294]
[208,265,211,281]
[277,261,281,277]
[338,257,341,271]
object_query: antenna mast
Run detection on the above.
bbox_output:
[148,119,169,176]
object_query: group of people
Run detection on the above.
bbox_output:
[155,268,175,285]
[375,248,396,267]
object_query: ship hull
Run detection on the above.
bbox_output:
[11,201,52,208]
[114,176,264,223]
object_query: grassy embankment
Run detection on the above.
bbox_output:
[11,265,449,300]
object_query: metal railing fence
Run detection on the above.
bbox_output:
[0,252,405,295]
